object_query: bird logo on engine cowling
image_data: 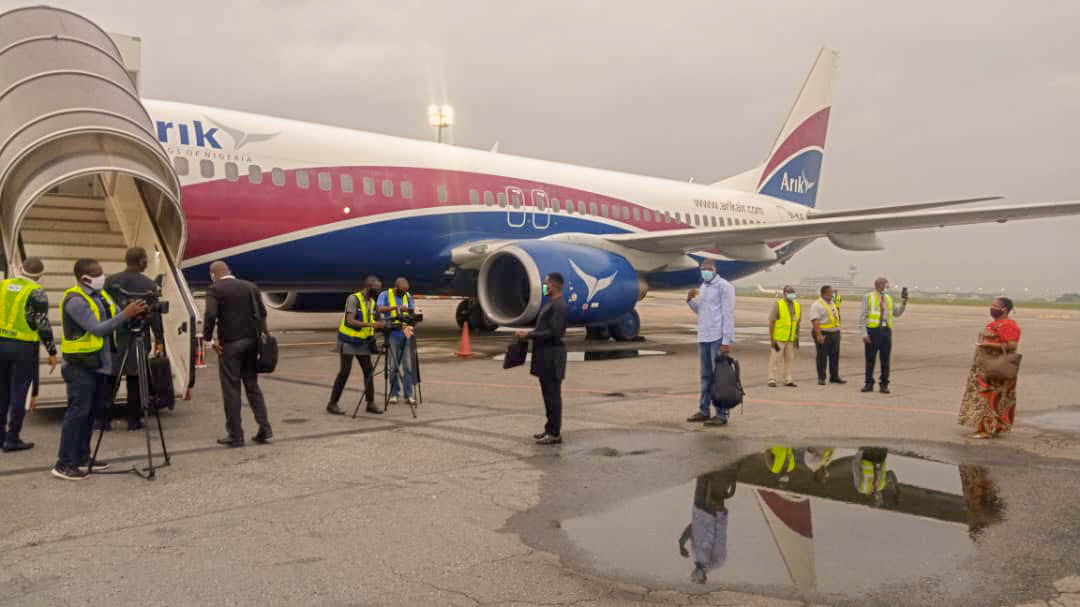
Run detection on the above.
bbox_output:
[568,259,617,304]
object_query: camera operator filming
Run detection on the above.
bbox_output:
[104,248,165,432]
[327,275,386,415]
[377,277,422,406]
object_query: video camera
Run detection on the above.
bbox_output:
[115,274,170,323]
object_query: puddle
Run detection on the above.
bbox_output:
[562,447,1003,596]
[1024,406,1080,433]
[493,349,666,363]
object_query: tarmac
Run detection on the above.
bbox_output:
[2,293,1079,606]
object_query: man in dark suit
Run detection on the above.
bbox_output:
[516,272,568,445]
[104,247,164,431]
[203,261,272,447]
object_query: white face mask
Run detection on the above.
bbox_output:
[82,274,105,291]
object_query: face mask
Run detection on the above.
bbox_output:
[82,274,105,291]
[990,307,1005,319]
[542,284,549,296]
[701,270,715,282]
[786,292,797,301]
[366,288,378,298]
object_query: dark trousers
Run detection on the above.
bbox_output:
[329,354,374,405]
[539,375,563,436]
[0,352,35,445]
[864,327,893,386]
[815,331,841,382]
[57,364,108,468]
[218,338,271,440]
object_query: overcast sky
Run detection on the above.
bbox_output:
[9,0,1079,296]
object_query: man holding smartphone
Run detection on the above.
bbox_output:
[858,277,908,394]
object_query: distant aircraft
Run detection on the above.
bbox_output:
[149,48,1080,340]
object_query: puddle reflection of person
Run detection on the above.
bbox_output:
[679,464,739,584]
[960,465,1005,540]
[852,447,899,507]
[804,447,835,484]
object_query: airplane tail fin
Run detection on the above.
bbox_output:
[716,48,837,208]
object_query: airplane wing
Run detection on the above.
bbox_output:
[806,196,1000,219]
[603,200,1080,261]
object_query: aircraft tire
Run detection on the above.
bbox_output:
[609,309,641,342]
[469,301,498,332]
[586,325,610,341]
[455,300,470,329]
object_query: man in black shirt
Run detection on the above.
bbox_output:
[516,272,568,445]
[104,247,164,431]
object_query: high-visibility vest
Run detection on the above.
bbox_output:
[386,288,412,320]
[772,300,800,342]
[865,291,894,328]
[768,446,796,474]
[339,292,375,341]
[816,297,840,330]
[61,285,118,355]
[0,277,43,342]
[856,458,888,495]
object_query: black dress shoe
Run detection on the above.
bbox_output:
[879,385,891,394]
[860,384,874,393]
[326,403,346,415]
[535,434,562,445]
[686,412,709,423]
[365,403,384,414]
[217,437,244,448]
[253,430,273,444]
[831,378,848,384]
[817,379,826,386]
[533,432,547,440]
[1,439,34,452]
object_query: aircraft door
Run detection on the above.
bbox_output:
[506,186,526,227]
[531,189,551,229]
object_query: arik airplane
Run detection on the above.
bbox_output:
[154,48,1080,340]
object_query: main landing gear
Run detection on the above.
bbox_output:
[456,299,498,332]
[587,309,641,342]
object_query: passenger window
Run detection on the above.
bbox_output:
[382,179,394,197]
[600,203,609,218]
[318,172,332,191]
[552,199,561,212]
[296,170,310,189]
[341,174,354,193]
[272,167,285,186]
[664,211,671,223]
[199,159,214,178]
[622,207,630,220]
[589,202,598,216]
[674,212,681,223]
[363,177,376,195]
[248,164,263,184]
[694,214,701,226]
[483,191,494,206]
[497,192,508,207]
[172,157,189,176]
[578,201,587,214]
[725,217,732,226]
[402,181,414,199]
[225,162,239,182]
[469,189,480,205]
[632,207,640,221]
[436,185,446,202]
[511,191,521,208]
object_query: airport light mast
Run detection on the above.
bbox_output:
[428,104,454,143]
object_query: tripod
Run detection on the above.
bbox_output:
[89,321,171,480]
[351,328,420,418]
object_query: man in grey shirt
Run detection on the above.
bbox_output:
[53,258,144,481]
[328,275,386,415]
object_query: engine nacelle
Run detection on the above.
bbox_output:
[478,241,645,326]
[264,291,349,312]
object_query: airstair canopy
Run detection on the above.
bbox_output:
[0,5,185,263]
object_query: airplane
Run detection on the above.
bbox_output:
[151,48,1080,341]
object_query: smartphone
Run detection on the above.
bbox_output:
[901,287,909,299]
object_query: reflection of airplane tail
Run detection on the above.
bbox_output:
[755,489,816,590]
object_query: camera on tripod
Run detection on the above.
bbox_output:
[115,275,170,325]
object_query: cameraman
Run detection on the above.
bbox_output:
[377,277,418,406]
[327,275,385,415]
[104,247,164,431]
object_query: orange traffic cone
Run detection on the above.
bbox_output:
[455,322,474,358]
[195,338,207,368]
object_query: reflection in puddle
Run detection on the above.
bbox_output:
[564,447,1005,595]
[493,349,666,363]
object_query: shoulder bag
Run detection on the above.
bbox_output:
[249,286,278,373]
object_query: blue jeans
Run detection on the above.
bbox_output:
[57,364,108,468]
[388,332,415,399]
[699,340,728,417]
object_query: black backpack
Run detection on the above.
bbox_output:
[711,355,745,409]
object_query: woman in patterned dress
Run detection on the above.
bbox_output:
[958,297,1021,438]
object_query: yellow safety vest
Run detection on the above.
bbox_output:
[816,297,840,330]
[768,446,796,474]
[865,291,894,328]
[772,300,801,342]
[339,292,375,340]
[386,288,412,320]
[856,459,888,495]
[0,277,42,342]
[61,285,118,355]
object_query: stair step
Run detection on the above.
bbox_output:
[33,195,107,210]
[21,218,115,233]
[23,243,126,261]
[22,230,126,246]
[24,207,107,222]
[40,260,127,277]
